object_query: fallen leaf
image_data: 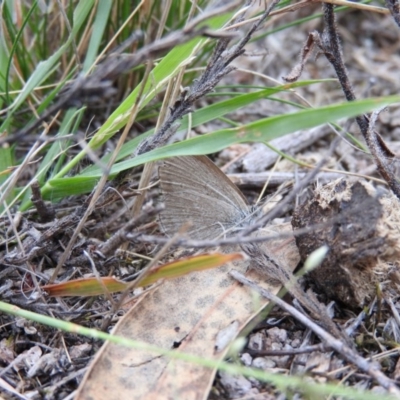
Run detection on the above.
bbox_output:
[43,252,243,296]
[75,223,299,400]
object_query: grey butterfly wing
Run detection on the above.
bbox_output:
[158,155,250,240]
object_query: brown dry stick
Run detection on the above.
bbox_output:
[241,239,349,344]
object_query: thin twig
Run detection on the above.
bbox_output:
[132,203,371,249]
[48,61,153,282]
[240,137,340,237]
[321,4,400,198]
[134,0,281,155]
[230,270,400,395]
[100,205,163,257]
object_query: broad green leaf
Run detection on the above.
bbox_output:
[104,95,398,172]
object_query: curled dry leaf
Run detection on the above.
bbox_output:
[292,179,400,307]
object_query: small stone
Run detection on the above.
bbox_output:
[248,332,265,351]
[271,342,282,351]
[267,327,287,343]
[291,339,301,348]
[274,355,290,369]
[252,357,276,370]
[219,371,252,398]
[370,386,386,394]
[24,325,37,335]
[240,353,252,367]
[69,343,92,359]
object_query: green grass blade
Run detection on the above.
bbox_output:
[75,80,331,176]
[0,145,14,212]
[0,0,96,132]
[72,0,96,36]
[0,146,13,185]
[88,95,400,174]
[50,12,235,181]
[42,95,400,200]
[82,0,112,72]
[3,1,38,104]
[18,107,86,208]
[0,301,390,400]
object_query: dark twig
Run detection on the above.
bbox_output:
[321,4,400,198]
[366,109,400,194]
[99,205,163,257]
[282,33,316,83]
[30,181,55,222]
[385,0,400,27]
[230,270,400,395]
[284,4,400,199]
[135,0,281,155]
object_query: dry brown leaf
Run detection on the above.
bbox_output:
[75,223,299,400]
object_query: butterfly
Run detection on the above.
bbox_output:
[158,155,256,240]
